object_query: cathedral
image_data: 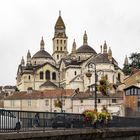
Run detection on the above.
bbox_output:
[16,13,124,92]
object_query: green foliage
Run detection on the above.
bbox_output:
[97,76,111,96]
[54,99,62,108]
[122,52,140,75]
[129,52,140,69]
[122,64,131,76]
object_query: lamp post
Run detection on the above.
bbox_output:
[86,62,98,111]
[58,71,63,112]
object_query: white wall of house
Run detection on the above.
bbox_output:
[4,97,124,116]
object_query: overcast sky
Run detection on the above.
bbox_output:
[0,0,140,86]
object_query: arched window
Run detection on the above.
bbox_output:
[60,47,62,51]
[57,40,59,44]
[118,73,121,81]
[78,56,80,61]
[45,70,50,80]
[52,72,56,80]
[40,71,44,80]
[57,55,59,60]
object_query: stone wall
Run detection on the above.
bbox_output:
[1,128,140,140]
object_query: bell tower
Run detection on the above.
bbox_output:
[52,11,68,63]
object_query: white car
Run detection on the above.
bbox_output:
[0,108,21,130]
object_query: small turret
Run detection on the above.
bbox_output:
[103,41,107,54]
[21,56,25,66]
[40,37,45,50]
[71,39,76,54]
[27,50,31,66]
[108,47,112,62]
[83,31,88,46]
[100,45,102,53]
[124,55,129,65]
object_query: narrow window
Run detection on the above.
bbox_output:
[118,73,121,81]
[45,100,49,106]
[78,56,80,61]
[80,100,83,103]
[28,100,31,107]
[60,40,62,44]
[45,70,50,80]
[60,47,62,51]
[112,99,117,103]
[57,40,59,44]
[57,46,58,50]
[40,71,44,80]
[98,99,101,103]
[64,40,66,44]
[57,55,59,60]
[28,75,31,80]
[74,71,77,75]
[52,72,56,80]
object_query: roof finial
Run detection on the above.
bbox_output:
[103,40,107,53]
[108,47,112,62]
[72,39,76,54]
[59,10,61,16]
[100,45,102,53]
[83,30,88,45]
[40,36,45,50]
[21,56,25,66]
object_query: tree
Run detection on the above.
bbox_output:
[122,52,140,75]
[129,53,140,69]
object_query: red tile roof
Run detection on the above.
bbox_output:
[4,89,75,100]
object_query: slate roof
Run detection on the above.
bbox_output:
[32,50,53,59]
[40,81,58,88]
[76,45,97,54]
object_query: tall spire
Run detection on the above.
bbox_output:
[108,47,112,62]
[27,50,31,59]
[59,10,61,16]
[103,41,107,54]
[40,36,45,50]
[55,11,65,29]
[124,55,129,65]
[71,39,77,54]
[83,31,88,45]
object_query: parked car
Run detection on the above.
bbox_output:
[52,114,85,128]
[0,108,21,130]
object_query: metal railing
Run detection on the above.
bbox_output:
[0,109,94,133]
[1,109,140,133]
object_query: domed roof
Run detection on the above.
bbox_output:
[76,31,97,54]
[32,50,53,59]
[76,45,97,54]
[32,37,53,59]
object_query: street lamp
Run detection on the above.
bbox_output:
[86,62,98,111]
[58,71,63,112]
